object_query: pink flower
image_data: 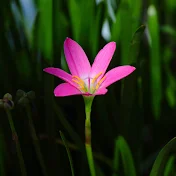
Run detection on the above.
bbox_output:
[43,38,136,97]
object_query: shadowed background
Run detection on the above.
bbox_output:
[1,0,176,175]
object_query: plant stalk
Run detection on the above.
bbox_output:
[5,109,27,176]
[84,96,96,176]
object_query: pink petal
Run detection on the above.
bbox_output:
[95,88,108,95]
[90,42,116,79]
[43,67,76,87]
[64,38,91,78]
[54,83,82,97]
[100,66,136,88]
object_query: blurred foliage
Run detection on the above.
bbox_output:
[1,0,176,175]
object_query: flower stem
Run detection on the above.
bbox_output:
[5,109,27,176]
[25,105,48,176]
[83,96,96,176]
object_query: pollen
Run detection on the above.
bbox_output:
[91,72,102,84]
[95,76,106,90]
[72,75,87,92]
[72,76,84,84]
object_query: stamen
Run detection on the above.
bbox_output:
[72,79,85,87]
[80,87,87,92]
[72,75,84,84]
[91,72,102,84]
[95,76,106,90]
[72,75,87,92]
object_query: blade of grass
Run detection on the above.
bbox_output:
[113,136,136,176]
[163,47,176,107]
[119,0,133,65]
[53,101,85,154]
[26,105,48,176]
[19,0,37,47]
[68,0,81,42]
[129,25,145,63]
[150,137,176,176]
[112,137,120,176]
[147,5,162,120]
[39,134,113,168]
[130,0,142,32]
[106,0,116,22]
[5,109,27,176]
[111,9,121,43]
[60,131,75,176]
[164,155,175,176]
[38,0,53,64]
[90,3,102,57]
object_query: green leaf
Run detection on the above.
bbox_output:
[53,102,85,153]
[163,47,176,107]
[61,52,69,73]
[38,0,53,64]
[161,25,176,38]
[147,5,162,120]
[111,9,121,43]
[68,0,81,42]
[150,137,176,176]
[130,0,142,31]
[90,4,102,57]
[19,0,37,47]
[60,131,75,176]
[129,25,145,63]
[16,51,32,80]
[164,155,175,176]
[113,136,136,176]
[106,0,116,22]
[119,0,133,65]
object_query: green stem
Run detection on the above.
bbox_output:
[83,96,96,176]
[0,128,5,176]
[5,109,27,176]
[25,105,48,176]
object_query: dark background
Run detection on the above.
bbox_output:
[1,0,176,175]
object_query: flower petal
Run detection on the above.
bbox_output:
[43,67,76,87]
[90,42,116,78]
[95,88,108,95]
[64,38,91,78]
[54,83,82,97]
[100,66,136,88]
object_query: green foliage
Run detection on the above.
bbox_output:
[150,137,176,176]
[113,136,136,176]
[164,155,176,176]
[38,0,53,64]
[147,4,162,120]
[60,131,75,176]
[1,0,176,175]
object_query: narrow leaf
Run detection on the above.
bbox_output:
[60,131,75,176]
[113,136,136,176]
[164,155,175,176]
[150,137,176,176]
[147,5,162,120]
[38,0,53,64]
[129,25,145,63]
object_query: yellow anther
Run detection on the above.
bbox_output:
[91,72,102,84]
[72,75,87,92]
[80,87,87,92]
[72,79,85,87]
[72,75,84,84]
[95,76,106,90]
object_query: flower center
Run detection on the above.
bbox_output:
[72,72,106,94]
